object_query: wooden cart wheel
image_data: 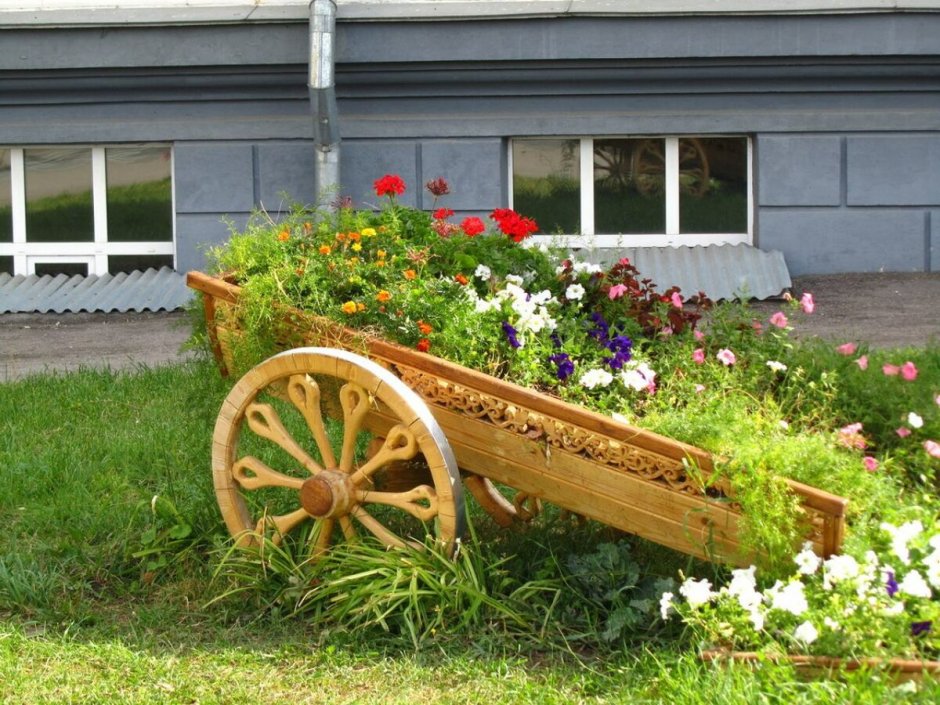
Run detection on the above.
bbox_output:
[631,138,710,197]
[212,347,465,555]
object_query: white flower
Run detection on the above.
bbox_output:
[794,542,821,575]
[505,274,524,286]
[881,520,923,565]
[766,360,788,373]
[659,591,674,620]
[898,570,932,599]
[727,566,762,611]
[882,601,905,616]
[580,368,614,390]
[474,264,491,280]
[748,609,765,631]
[572,260,603,275]
[923,550,940,589]
[620,361,657,393]
[565,283,585,301]
[769,581,808,616]
[823,616,842,631]
[823,554,860,587]
[793,620,819,645]
[611,412,630,425]
[908,412,924,429]
[930,534,940,551]
[679,577,715,608]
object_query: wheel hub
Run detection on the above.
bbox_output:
[300,470,354,518]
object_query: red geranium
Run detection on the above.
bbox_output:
[460,216,486,237]
[425,177,450,197]
[416,338,431,353]
[490,208,538,242]
[433,207,454,220]
[373,174,406,198]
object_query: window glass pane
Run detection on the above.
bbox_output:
[0,149,11,243]
[25,148,94,243]
[108,254,174,275]
[34,261,89,277]
[107,146,172,242]
[679,137,748,233]
[594,138,666,234]
[0,256,12,276]
[512,139,579,234]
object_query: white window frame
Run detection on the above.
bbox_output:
[1,145,176,276]
[509,136,753,249]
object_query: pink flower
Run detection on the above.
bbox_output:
[608,284,628,300]
[694,384,706,394]
[751,320,763,334]
[862,456,879,472]
[769,311,788,329]
[716,348,736,366]
[897,427,912,438]
[694,329,705,341]
[936,393,940,406]
[882,363,901,376]
[925,440,940,459]
[692,348,706,364]
[800,292,815,314]
[836,342,857,356]
[901,361,918,381]
[670,291,683,309]
[838,422,867,450]
[855,355,869,370]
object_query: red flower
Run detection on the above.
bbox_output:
[460,216,486,237]
[455,273,469,286]
[490,208,538,242]
[425,177,450,197]
[416,338,431,352]
[433,207,454,220]
[373,174,406,197]
[417,320,433,335]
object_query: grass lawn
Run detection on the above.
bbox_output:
[2,360,939,703]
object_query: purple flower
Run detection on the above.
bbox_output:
[588,312,610,342]
[911,621,932,637]
[549,352,575,381]
[885,571,899,597]
[501,321,521,349]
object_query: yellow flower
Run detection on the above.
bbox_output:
[361,227,377,237]
[376,249,386,259]
[357,302,366,312]
[348,257,360,265]
[341,301,358,315]
[351,243,362,252]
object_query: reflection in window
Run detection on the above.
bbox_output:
[679,137,748,233]
[25,148,94,243]
[106,146,172,242]
[34,261,89,278]
[0,149,11,243]
[512,139,580,234]
[0,256,12,276]
[593,138,666,234]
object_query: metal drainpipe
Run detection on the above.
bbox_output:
[309,0,340,197]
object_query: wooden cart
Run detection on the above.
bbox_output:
[188,271,848,565]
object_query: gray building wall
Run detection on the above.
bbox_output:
[1,13,939,274]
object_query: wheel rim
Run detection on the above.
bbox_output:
[213,347,465,555]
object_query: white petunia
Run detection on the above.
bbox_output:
[620,361,657,393]
[565,283,585,301]
[908,412,924,429]
[793,620,819,645]
[679,577,715,608]
[748,609,765,631]
[505,274,524,286]
[794,542,821,575]
[823,616,842,631]
[727,566,762,611]
[766,360,788,373]
[769,581,808,616]
[898,570,932,599]
[474,264,491,280]
[580,368,614,390]
[881,520,924,565]
[823,554,860,588]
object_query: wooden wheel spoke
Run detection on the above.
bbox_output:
[255,507,310,543]
[287,374,338,468]
[339,515,357,541]
[312,518,335,558]
[356,484,438,522]
[245,402,323,475]
[348,425,419,485]
[339,382,372,473]
[350,507,422,551]
[232,456,306,491]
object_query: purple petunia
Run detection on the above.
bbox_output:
[549,352,575,381]
[911,621,932,637]
[502,321,521,349]
[885,571,899,597]
[588,312,610,342]
[604,334,633,370]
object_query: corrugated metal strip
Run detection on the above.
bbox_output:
[0,267,192,314]
[589,244,791,301]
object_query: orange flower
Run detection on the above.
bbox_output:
[348,231,361,242]
[376,249,386,259]
[417,320,433,335]
[454,273,469,286]
[319,244,332,255]
[376,290,391,302]
[303,221,313,234]
[404,269,417,280]
[375,261,386,267]
[277,229,290,241]
[335,232,347,242]
[416,338,431,353]
[341,301,358,315]
[356,302,366,312]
